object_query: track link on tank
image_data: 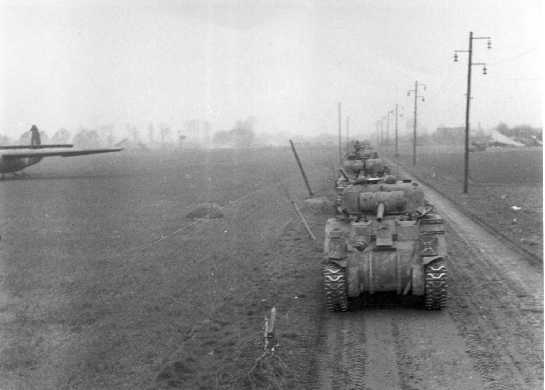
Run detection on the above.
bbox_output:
[424,259,448,310]
[323,262,348,312]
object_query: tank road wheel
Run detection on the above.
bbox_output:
[322,262,348,312]
[424,260,448,310]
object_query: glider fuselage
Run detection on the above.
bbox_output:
[0,154,42,173]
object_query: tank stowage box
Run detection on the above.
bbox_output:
[323,181,448,311]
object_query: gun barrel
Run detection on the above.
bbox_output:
[376,202,385,222]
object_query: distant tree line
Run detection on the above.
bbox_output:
[212,117,256,148]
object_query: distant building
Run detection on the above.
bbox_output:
[433,126,465,144]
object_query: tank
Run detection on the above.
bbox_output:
[323,179,448,311]
[336,143,392,211]
[337,142,389,190]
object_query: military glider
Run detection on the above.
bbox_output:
[0,125,122,178]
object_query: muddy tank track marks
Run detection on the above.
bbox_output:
[322,263,348,311]
[424,260,448,310]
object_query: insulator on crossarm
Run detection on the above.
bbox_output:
[454,52,458,62]
[482,66,487,75]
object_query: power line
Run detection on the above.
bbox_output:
[489,48,537,65]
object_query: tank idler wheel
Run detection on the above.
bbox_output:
[322,262,348,312]
[424,259,448,310]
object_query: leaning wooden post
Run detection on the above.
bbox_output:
[291,200,316,241]
[264,307,277,351]
[289,139,314,197]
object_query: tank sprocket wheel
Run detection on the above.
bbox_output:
[322,262,348,312]
[424,259,448,310]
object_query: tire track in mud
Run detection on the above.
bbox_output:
[315,306,485,390]
[391,308,486,390]
[315,315,368,390]
[446,227,543,390]
[361,312,401,389]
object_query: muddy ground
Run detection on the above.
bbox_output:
[0,146,542,389]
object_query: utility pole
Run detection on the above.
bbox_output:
[464,34,473,194]
[345,116,350,153]
[386,109,394,146]
[394,104,401,157]
[338,102,342,164]
[380,117,385,146]
[454,32,491,193]
[385,111,390,145]
[412,82,417,166]
[407,81,426,166]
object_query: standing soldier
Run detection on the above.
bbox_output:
[30,125,41,146]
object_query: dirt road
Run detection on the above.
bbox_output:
[312,176,543,390]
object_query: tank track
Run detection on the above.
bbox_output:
[322,262,348,311]
[424,259,448,310]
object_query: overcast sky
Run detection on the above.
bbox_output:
[0,0,542,139]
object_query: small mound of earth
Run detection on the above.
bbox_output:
[304,196,334,213]
[186,202,224,219]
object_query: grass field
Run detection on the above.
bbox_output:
[385,144,543,259]
[0,146,335,389]
[1,143,541,389]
